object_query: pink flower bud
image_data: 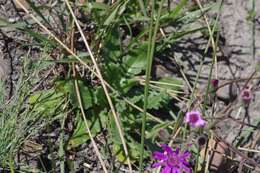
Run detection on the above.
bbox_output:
[211,79,219,88]
[240,87,252,103]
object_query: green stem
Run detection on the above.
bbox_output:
[137,0,147,17]
[139,0,165,172]
[9,157,15,173]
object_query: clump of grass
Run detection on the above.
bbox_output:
[0,57,56,168]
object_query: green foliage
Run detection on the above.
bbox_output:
[56,79,95,109]
[0,57,58,165]
[157,76,183,91]
[29,89,65,115]
[124,43,148,75]
[67,109,108,149]
[0,0,221,171]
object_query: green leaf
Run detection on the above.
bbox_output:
[67,109,108,149]
[160,0,188,23]
[103,63,124,89]
[104,5,120,26]
[120,78,139,93]
[108,110,149,163]
[66,112,88,150]
[157,77,183,91]
[55,79,95,110]
[92,2,109,10]
[108,111,122,146]
[95,86,108,107]
[124,43,148,75]
[28,89,64,115]
[103,27,122,61]
[147,91,169,110]
[103,0,128,25]
[112,138,148,164]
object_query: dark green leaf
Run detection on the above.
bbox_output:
[124,43,148,75]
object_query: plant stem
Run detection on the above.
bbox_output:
[139,0,165,172]
[137,0,147,17]
[9,157,15,173]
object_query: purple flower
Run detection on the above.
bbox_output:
[241,88,252,103]
[185,111,206,128]
[152,144,191,173]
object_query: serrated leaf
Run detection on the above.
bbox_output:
[120,78,139,93]
[147,91,169,110]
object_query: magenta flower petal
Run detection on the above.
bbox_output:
[185,111,206,128]
[162,166,171,173]
[182,150,191,158]
[153,151,167,160]
[174,147,180,155]
[151,145,192,173]
[195,118,206,127]
[161,144,173,154]
[181,164,191,173]
[152,162,163,168]
[172,168,180,173]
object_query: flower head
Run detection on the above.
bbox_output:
[197,134,208,147]
[152,144,191,173]
[185,111,206,128]
[240,87,252,103]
